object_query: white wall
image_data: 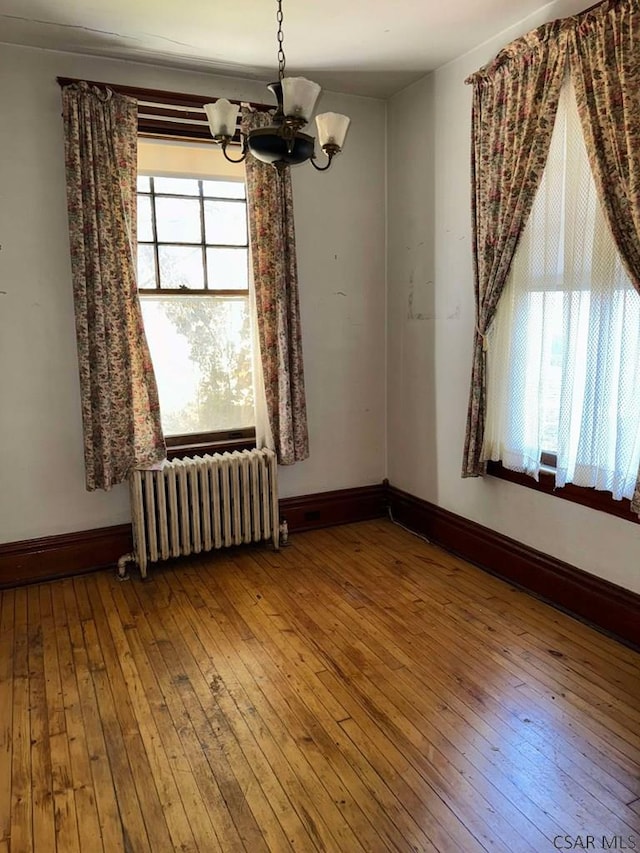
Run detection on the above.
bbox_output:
[387,4,640,595]
[0,43,386,544]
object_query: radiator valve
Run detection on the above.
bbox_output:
[116,552,135,581]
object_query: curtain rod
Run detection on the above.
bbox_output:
[580,0,612,14]
[56,77,271,112]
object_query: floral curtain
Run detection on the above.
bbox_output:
[568,0,640,510]
[62,82,166,491]
[241,107,310,465]
[462,22,569,477]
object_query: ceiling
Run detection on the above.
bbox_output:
[0,0,592,98]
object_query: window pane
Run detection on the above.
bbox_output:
[538,291,563,453]
[140,295,254,434]
[137,175,151,192]
[207,248,248,290]
[204,200,247,246]
[137,244,156,288]
[155,197,202,243]
[158,246,204,289]
[153,177,200,195]
[137,195,154,241]
[202,180,246,199]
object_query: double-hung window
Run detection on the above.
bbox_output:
[483,79,640,506]
[136,139,255,452]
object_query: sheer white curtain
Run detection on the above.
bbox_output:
[483,78,640,500]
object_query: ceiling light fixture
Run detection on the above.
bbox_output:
[204,0,350,171]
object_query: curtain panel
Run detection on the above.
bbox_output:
[568,0,640,511]
[569,0,640,294]
[241,107,310,465]
[462,22,569,477]
[62,82,166,491]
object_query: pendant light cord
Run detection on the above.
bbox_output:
[276,0,286,80]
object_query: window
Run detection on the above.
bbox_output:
[136,140,255,449]
[483,79,640,508]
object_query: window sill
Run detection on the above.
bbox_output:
[166,430,256,460]
[486,461,639,525]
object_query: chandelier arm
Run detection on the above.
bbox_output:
[310,150,335,172]
[220,134,249,164]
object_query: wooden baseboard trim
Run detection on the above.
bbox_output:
[0,524,134,589]
[280,484,387,534]
[387,485,640,649]
[0,483,386,588]
[4,481,636,647]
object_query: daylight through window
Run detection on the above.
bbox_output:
[136,147,255,440]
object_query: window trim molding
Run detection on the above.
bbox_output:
[487,461,639,525]
[165,428,257,460]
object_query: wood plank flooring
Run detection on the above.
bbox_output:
[0,519,638,852]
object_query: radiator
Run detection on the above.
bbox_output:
[118,448,279,579]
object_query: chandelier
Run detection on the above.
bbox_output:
[204,0,350,171]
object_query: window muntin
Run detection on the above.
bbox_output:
[136,171,254,439]
[136,176,248,292]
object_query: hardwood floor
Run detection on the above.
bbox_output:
[0,519,638,852]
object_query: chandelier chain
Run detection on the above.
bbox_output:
[276,0,286,80]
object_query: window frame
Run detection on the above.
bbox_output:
[137,163,257,456]
[165,427,256,460]
[484,80,640,525]
[487,459,640,524]
[487,283,640,522]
